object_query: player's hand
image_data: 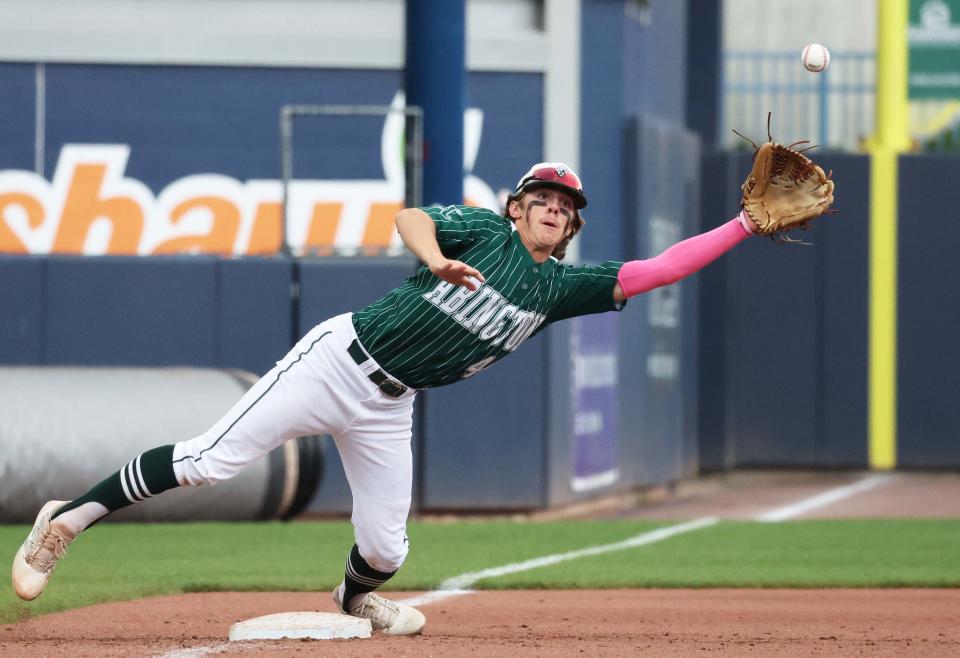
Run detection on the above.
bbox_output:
[429,258,486,291]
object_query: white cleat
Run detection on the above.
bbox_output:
[332,586,426,636]
[11,500,74,601]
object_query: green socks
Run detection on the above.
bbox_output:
[51,444,180,532]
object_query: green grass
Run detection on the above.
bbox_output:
[2,518,958,624]
[479,520,960,588]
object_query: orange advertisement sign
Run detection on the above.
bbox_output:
[0,96,500,256]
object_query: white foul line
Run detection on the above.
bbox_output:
[754,473,894,522]
[399,516,718,607]
[159,472,895,654]
[402,473,897,607]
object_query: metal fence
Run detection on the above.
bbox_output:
[723,50,960,153]
[723,51,875,151]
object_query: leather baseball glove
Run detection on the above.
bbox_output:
[736,118,835,240]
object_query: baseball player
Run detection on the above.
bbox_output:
[12,162,766,635]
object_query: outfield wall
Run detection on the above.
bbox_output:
[697,152,960,472]
[897,155,960,468]
[697,151,871,469]
[1,0,957,516]
[5,154,960,518]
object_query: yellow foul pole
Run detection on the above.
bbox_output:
[869,0,910,469]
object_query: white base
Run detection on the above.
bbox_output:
[228,612,372,641]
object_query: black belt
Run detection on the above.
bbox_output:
[347,339,409,398]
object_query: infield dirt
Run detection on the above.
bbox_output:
[3,588,959,657]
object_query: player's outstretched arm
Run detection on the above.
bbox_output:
[612,212,756,302]
[395,208,486,291]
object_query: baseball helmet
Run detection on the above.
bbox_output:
[512,162,587,209]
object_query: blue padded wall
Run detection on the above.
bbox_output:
[620,115,702,484]
[544,321,575,505]
[898,155,960,467]
[218,258,295,376]
[696,151,870,468]
[726,204,820,465]
[1,256,294,373]
[44,256,219,366]
[0,64,36,170]
[0,257,45,363]
[695,151,735,471]
[816,153,869,466]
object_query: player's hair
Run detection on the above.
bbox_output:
[503,192,585,261]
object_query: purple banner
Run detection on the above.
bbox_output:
[570,314,619,492]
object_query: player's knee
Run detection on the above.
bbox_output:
[175,468,221,487]
[172,438,239,486]
[363,547,407,573]
[356,531,409,573]
[172,456,222,486]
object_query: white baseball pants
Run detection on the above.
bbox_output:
[172,313,416,572]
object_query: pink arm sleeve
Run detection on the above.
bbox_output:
[616,213,753,298]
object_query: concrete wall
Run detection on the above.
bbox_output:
[0,0,551,71]
[724,0,877,51]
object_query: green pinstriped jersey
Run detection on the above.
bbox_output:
[352,204,624,389]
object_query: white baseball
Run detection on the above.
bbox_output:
[801,43,830,73]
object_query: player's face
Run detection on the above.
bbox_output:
[510,188,576,260]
